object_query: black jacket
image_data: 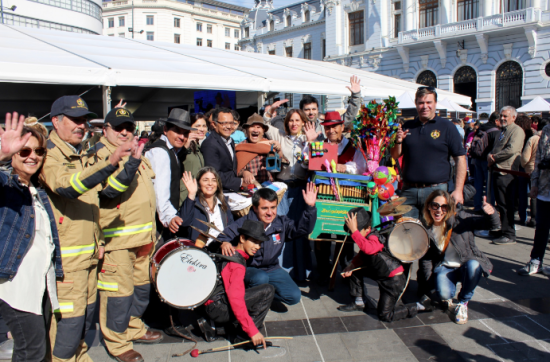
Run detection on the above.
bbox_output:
[217,205,317,271]
[178,196,234,242]
[479,122,501,160]
[427,208,500,277]
[202,131,241,192]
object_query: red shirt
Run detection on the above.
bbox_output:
[350,231,404,277]
[220,250,259,338]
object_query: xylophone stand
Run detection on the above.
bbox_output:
[328,235,349,291]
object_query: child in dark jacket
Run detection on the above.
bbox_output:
[338,207,430,322]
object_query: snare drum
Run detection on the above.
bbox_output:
[387,217,429,263]
[150,238,218,309]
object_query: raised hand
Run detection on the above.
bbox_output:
[265,99,289,118]
[344,212,358,234]
[304,122,321,142]
[131,139,145,160]
[114,99,127,109]
[0,112,32,161]
[302,181,318,207]
[110,141,133,166]
[395,124,408,143]
[481,196,495,215]
[182,171,198,200]
[184,131,202,148]
[346,75,361,94]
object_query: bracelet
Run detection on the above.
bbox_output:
[395,141,403,144]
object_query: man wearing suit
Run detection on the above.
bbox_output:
[202,107,244,192]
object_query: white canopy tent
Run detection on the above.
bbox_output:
[437,99,473,113]
[396,91,450,110]
[0,25,472,115]
[517,96,550,112]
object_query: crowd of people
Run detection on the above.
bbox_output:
[0,81,549,362]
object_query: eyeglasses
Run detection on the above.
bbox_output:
[429,202,449,213]
[418,86,436,92]
[216,121,234,127]
[107,124,136,133]
[19,147,46,158]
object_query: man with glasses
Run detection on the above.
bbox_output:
[202,107,245,192]
[87,107,162,362]
[390,87,467,301]
[40,96,132,362]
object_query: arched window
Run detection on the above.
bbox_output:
[495,61,523,110]
[544,62,550,77]
[416,70,437,88]
[304,10,310,22]
[286,15,291,27]
[454,66,477,110]
[269,20,274,31]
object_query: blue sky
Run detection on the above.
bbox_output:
[222,0,300,9]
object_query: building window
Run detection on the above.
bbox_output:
[235,44,240,50]
[269,20,274,31]
[416,70,437,88]
[304,10,310,22]
[502,0,526,12]
[146,15,154,25]
[197,23,202,32]
[394,1,401,10]
[108,17,114,28]
[394,14,401,38]
[285,93,294,108]
[496,61,523,110]
[419,0,438,28]
[207,24,212,33]
[303,43,311,60]
[458,0,478,21]
[285,46,292,57]
[207,39,213,47]
[225,27,230,37]
[146,32,154,41]
[545,62,550,77]
[119,33,125,38]
[174,34,181,43]
[118,17,125,27]
[322,39,326,58]
[269,49,275,55]
[245,27,249,37]
[225,42,230,49]
[286,15,291,27]
[197,38,202,46]
[174,18,180,27]
[234,29,239,38]
[349,11,364,46]
[454,66,477,110]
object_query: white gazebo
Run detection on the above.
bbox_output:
[517,96,550,112]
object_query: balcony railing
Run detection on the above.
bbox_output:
[398,8,541,44]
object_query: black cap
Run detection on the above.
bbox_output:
[51,96,98,119]
[151,118,166,134]
[104,108,134,127]
[344,207,371,232]
[166,108,196,131]
[238,220,270,242]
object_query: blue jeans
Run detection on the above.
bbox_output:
[244,267,301,305]
[473,158,495,210]
[400,183,448,220]
[434,260,482,304]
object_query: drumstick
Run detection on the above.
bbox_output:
[189,337,294,357]
[195,219,227,235]
[329,235,349,279]
[189,225,224,244]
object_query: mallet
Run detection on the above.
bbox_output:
[189,337,293,358]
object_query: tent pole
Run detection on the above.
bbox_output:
[257,92,265,113]
[102,86,112,118]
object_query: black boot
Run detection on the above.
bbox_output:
[197,318,218,342]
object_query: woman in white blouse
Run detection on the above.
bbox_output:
[0,114,63,361]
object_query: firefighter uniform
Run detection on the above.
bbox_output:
[90,132,157,356]
[40,130,119,362]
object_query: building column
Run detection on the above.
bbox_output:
[481,0,494,17]
[440,0,452,24]
[531,0,542,10]
[404,0,415,31]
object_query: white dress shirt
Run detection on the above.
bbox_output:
[204,198,224,245]
[0,184,59,315]
[145,135,181,227]
[223,135,235,159]
[301,137,366,175]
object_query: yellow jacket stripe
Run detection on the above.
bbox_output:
[98,280,119,291]
[107,175,129,193]
[54,302,74,313]
[69,172,90,194]
[61,243,95,257]
[103,222,153,238]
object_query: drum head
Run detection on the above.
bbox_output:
[156,247,217,309]
[388,221,429,263]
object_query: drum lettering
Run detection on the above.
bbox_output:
[180,253,208,269]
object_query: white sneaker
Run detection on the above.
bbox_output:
[474,230,490,238]
[454,303,468,325]
[542,266,550,276]
[442,299,455,311]
[518,260,542,276]
[0,339,13,360]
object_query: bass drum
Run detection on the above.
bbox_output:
[150,238,218,309]
[387,217,429,263]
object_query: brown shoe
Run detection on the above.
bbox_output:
[114,350,144,362]
[134,329,163,344]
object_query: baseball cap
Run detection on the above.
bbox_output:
[51,96,98,119]
[104,108,134,127]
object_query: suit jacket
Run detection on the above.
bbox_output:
[202,131,241,192]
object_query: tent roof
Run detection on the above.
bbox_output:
[397,91,451,110]
[517,96,550,112]
[438,99,473,113]
[0,25,471,105]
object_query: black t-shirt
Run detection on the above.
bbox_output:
[401,116,466,184]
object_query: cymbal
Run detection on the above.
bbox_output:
[379,205,412,217]
[378,197,407,216]
[195,219,227,235]
[189,225,224,244]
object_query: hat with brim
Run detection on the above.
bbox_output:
[166,108,196,131]
[343,207,371,232]
[237,219,270,242]
[243,113,268,132]
[105,108,134,127]
[321,111,344,126]
[51,95,98,119]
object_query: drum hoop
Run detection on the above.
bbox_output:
[388,221,430,263]
[152,245,218,310]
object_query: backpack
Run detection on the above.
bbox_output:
[469,127,498,159]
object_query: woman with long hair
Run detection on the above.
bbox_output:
[178,167,233,248]
[0,114,63,361]
[179,113,208,202]
[423,189,499,325]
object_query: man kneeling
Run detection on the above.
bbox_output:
[204,220,274,347]
[338,207,431,321]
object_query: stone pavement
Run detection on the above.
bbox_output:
[84,223,550,362]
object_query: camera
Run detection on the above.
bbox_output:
[539,159,550,170]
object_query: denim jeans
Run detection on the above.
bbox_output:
[473,158,495,210]
[434,260,483,303]
[400,183,448,220]
[244,267,301,305]
[0,294,51,362]
[530,199,550,263]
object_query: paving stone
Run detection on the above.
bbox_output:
[408,344,463,361]
[304,316,347,334]
[468,300,528,320]
[488,340,550,362]
[228,339,292,362]
[169,338,229,362]
[340,314,385,332]
[513,297,550,315]
[393,325,447,347]
[381,315,424,329]
[340,330,415,360]
[265,319,309,337]
[483,316,550,342]
[417,309,454,325]
[286,334,352,362]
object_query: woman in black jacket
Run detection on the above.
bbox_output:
[178,167,233,248]
[423,189,499,325]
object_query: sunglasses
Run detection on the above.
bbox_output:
[418,86,436,92]
[429,202,449,212]
[19,147,46,158]
[107,124,136,133]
